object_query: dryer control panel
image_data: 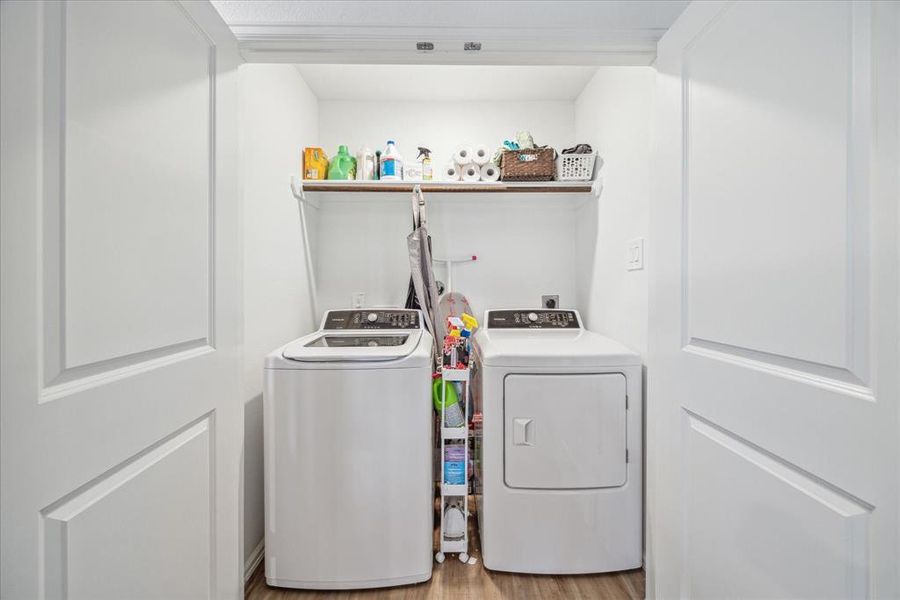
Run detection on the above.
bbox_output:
[487,310,580,329]
[323,309,420,330]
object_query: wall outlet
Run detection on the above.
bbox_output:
[542,295,559,309]
[352,292,365,308]
[626,238,645,271]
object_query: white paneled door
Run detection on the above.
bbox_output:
[649,1,899,599]
[1,1,242,598]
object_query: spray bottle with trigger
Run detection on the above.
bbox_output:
[418,147,433,181]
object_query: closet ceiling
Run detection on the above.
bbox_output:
[293,65,599,101]
[211,1,689,65]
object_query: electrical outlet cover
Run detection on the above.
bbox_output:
[542,295,560,309]
[352,292,365,308]
[626,238,644,271]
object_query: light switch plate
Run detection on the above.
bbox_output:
[626,238,644,271]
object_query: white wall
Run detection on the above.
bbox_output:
[315,100,578,316]
[574,67,654,354]
[239,64,318,571]
[318,100,574,172]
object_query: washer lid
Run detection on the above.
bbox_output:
[283,330,423,362]
[475,329,641,368]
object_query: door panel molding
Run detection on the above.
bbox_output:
[40,415,214,600]
[683,338,872,401]
[39,0,218,394]
[39,340,214,404]
[683,410,871,599]
[679,1,871,383]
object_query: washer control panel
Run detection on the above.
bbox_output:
[323,309,420,330]
[487,310,580,329]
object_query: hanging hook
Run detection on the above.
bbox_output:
[412,184,427,228]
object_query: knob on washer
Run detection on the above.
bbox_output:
[367,312,378,323]
[528,312,539,323]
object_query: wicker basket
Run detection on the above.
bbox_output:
[500,148,556,181]
[557,152,598,181]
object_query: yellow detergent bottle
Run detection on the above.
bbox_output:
[303,147,328,180]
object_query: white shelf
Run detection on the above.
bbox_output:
[440,539,467,554]
[442,368,470,382]
[442,484,468,497]
[442,426,467,440]
[291,176,603,205]
[302,178,598,192]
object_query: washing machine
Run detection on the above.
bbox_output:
[263,308,433,590]
[472,309,642,574]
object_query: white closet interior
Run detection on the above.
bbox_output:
[239,62,653,567]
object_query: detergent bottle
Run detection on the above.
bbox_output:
[327,145,357,180]
[432,379,465,427]
[303,147,328,180]
[356,146,376,180]
[380,140,403,181]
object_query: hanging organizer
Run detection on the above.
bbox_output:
[436,365,471,564]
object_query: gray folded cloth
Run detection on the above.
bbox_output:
[562,143,593,154]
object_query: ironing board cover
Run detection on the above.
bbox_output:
[406,188,442,361]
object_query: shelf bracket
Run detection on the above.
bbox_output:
[290,175,321,210]
[590,177,604,198]
[289,176,320,324]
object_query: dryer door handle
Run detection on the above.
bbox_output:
[513,418,534,446]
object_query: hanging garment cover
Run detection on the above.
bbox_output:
[405,184,427,311]
[406,187,442,360]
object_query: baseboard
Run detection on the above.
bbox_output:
[244,539,264,583]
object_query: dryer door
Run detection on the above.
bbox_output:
[504,373,627,489]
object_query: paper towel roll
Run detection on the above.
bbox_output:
[443,163,461,181]
[472,144,491,166]
[480,163,500,182]
[461,163,480,182]
[454,146,474,165]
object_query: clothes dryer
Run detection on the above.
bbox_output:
[473,309,642,574]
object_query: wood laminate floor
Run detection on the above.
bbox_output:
[245,498,644,600]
